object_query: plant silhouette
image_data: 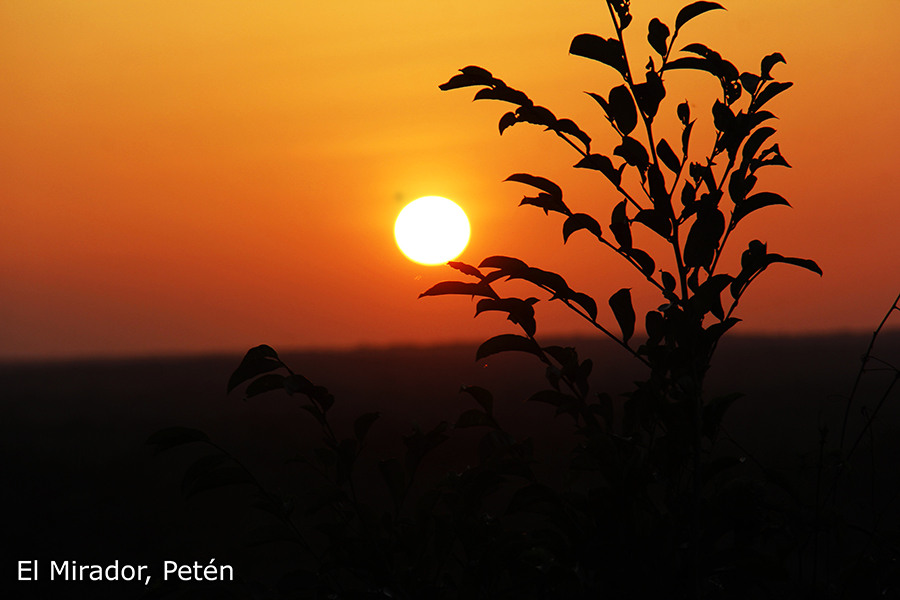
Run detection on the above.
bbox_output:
[142,3,900,600]
[413,0,819,596]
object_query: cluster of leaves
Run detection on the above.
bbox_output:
[423,0,824,595]
[147,2,848,598]
[431,0,819,479]
[148,342,791,599]
[152,345,619,598]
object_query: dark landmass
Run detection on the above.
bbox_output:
[1,332,898,597]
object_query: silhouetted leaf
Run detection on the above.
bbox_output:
[439,66,496,90]
[745,109,775,131]
[353,412,380,443]
[609,288,636,342]
[569,34,627,78]
[677,101,690,126]
[529,390,580,419]
[570,292,599,321]
[475,297,538,337]
[479,255,529,273]
[712,99,735,133]
[732,242,821,298]
[668,45,740,103]
[648,18,670,57]
[657,138,681,173]
[753,81,792,111]
[765,253,822,276]
[608,85,637,135]
[741,126,776,167]
[575,153,621,186]
[693,273,733,319]
[476,334,542,360]
[684,208,725,269]
[750,143,791,172]
[645,310,665,345]
[473,85,531,106]
[703,317,741,349]
[690,161,716,191]
[633,71,666,120]
[664,56,713,74]
[733,191,791,224]
[448,261,484,279]
[739,72,761,94]
[728,170,753,203]
[505,173,562,198]
[419,281,498,299]
[542,345,577,368]
[675,1,725,31]
[554,118,592,149]
[625,247,655,276]
[634,209,672,239]
[283,373,314,396]
[300,404,327,427]
[147,427,209,455]
[563,213,604,243]
[760,52,786,80]
[461,385,494,414]
[661,271,677,293]
[514,104,558,129]
[228,345,283,393]
[587,91,610,115]
[515,267,572,299]
[610,199,632,249]
[614,136,650,173]
[499,111,518,134]
[244,373,286,399]
[519,192,571,216]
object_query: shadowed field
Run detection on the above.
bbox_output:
[1,332,898,597]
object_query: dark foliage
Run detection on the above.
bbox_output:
[147,2,897,599]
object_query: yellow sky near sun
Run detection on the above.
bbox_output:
[1,1,899,359]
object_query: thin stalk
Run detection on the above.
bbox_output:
[839,291,900,450]
[555,131,644,211]
[537,281,652,368]
[844,372,899,463]
[605,2,659,168]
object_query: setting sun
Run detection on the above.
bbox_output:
[394,196,470,265]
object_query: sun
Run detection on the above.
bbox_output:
[394,196,470,265]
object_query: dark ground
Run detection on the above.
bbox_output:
[1,331,898,598]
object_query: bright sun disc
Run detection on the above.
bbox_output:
[394,196,470,265]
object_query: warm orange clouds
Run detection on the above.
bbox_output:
[1,1,899,359]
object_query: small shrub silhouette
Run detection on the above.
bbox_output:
[147,2,896,598]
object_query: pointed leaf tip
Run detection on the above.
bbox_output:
[675,2,725,31]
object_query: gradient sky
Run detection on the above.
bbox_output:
[2,1,899,360]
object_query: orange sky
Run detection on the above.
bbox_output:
[1,1,899,360]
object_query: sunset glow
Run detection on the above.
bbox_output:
[1,0,899,359]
